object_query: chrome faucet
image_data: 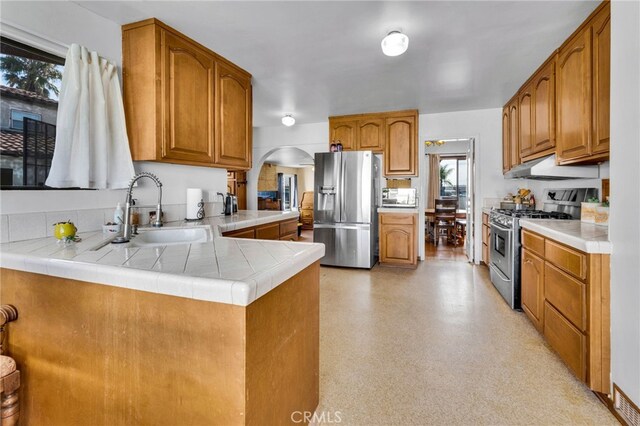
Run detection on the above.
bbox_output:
[113,172,163,243]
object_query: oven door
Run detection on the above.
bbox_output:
[490,222,513,279]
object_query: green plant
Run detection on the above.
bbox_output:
[587,197,600,203]
[439,164,454,187]
[0,55,62,98]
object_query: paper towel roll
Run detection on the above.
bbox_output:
[186,188,203,219]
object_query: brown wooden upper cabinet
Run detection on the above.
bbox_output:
[329,110,418,176]
[122,18,252,170]
[502,106,510,173]
[385,113,418,176]
[329,118,358,151]
[357,118,385,152]
[502,96,519,174]
[519,54,557,163]
[503,1,609,171]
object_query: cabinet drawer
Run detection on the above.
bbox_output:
[255,223,280,240]
[545,240,587,280]
[223,227,255,239]
[544,302,586,381]
[279,232,297,241]
[545,263,586,331]
[522,230,545,257]
[279,218,298,237]
[300,210,313,219]
[380,213,415,225]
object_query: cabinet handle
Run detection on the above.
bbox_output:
[524,259,533,265]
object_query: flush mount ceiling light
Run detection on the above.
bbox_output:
[281,114,295,127]
[381,30,409,57]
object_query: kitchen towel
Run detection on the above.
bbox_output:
[186,188,203,220]
[45,44,135,189]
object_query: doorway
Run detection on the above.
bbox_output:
[424,138,475,262]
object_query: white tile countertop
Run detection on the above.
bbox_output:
[519,219,611,254]
[0,211,324,306]
[378,207,419,214]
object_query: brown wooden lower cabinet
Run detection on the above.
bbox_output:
[481,213,491,265]
[521,229,609,393]
[223,227,256,239]
[0,263,320,425]
[379,213,417,267]
[222,217,299,241]
[521,248,544,332]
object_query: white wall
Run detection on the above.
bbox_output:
[0,2,228,216]
[610,0,640,406]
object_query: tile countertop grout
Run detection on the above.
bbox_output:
[0,210,325,307]
[519,219,611,254]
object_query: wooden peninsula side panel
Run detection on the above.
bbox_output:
[0,262,320,425]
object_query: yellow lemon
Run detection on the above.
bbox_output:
[53,222,77,240]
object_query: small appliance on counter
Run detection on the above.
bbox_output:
[381,188,417,208]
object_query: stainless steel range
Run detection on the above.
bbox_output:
[488,187,597,309]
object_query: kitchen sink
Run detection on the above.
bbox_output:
[130,226,212,247]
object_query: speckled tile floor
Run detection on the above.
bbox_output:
[317,260,616,425]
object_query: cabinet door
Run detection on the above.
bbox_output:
[519,83,534,159]
[532,59,556,155]
[329,119,357,150]
[509,100,520,168]
[162,30,215,164]
[380,223,415,265]
[591,4,610,156]
[215,62,252,169]
[357,118,385,152]
[522,248,544,332]
[384,115,417,176]
[557,29,591,163]
[502,106,510,173]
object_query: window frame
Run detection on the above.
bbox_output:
[439,155,468,209]
[10,109,42,130]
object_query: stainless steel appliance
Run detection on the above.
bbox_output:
[381,188,417,208]
[504,154,599,180]
[313,151,380,268]
[488,187,597,309]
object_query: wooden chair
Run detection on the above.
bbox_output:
[434,199,457,246]
[0,305,19,426]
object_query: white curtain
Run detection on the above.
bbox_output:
[46,44,134,189]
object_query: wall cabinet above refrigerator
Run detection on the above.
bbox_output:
[329,109,418,177]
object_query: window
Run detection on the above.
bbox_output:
[439,156,467,209]
[1,36,64,188]
[10,110,41,130]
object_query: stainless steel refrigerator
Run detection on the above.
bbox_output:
[313,151,379,269]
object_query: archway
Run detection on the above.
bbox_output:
[251,147,314,212]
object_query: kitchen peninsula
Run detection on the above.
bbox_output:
[0,211,323,425]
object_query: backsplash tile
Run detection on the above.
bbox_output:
[46,211,79,237]
[77,209,105,233]
[1,203,225,243]
[8,212,46,242]
[0,215,8,243]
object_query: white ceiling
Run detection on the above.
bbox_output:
[76,1,600,127]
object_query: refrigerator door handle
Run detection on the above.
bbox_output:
[314,223,370,231]
[340,155,346,223]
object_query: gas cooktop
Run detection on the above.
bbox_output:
[493,209,573,220]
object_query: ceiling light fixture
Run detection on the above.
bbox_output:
[281,114,295,127]
[425,140,446,147]
[381,30,409,57]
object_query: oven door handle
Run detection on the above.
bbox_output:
[490,222,513,233]
[489,262,510,282]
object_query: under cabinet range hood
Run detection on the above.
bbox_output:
[505,154,600,180]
